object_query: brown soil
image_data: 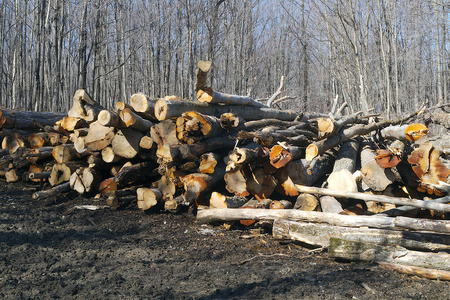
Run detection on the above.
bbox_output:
[1,180,449,299]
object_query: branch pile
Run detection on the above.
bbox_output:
[1,61,450,280]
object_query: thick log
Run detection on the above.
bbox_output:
[54,116,87,132]
[101,146,122,163]
[319,196,344,213]
[209,192,248,209]
[380,123,428,142]
[182,165,226,205]
[360,144,397,192]
[195,60,212,92]
[111,128,143,159]
[52,144,79,163]
[273,219,450,251]
[328,238,450,271]
[176,133,237,161]
[84,121,115,151]
[294,193,320,211]
[98,110,123,128]
[219,113,245,131]
[269,144,303,169]
[237,130,311,147]
[32,182,71,200]
[67,89,103,122]
[49,162,85,186]
[139,135,154,150]
[196,208,450,233]
[119,108,153,131]
[113,161,157,187]
[47,132,61,146]
[2,133,25,154]
[129,92,157,120]
[28,133,47,149]
[294,185,450,212]
[305,119,406,161]
[224,168,250,197]
[0,109,66,130]
[176,111,223,144]
[199,152,221,174]
[154,98,297,122]
[150,120,180,164]
[379,263,450,281]
[197,87,266,108]
[136,187,162,211]
[69,167,101,194]
[158,174,177,201]
[246,168,277,200]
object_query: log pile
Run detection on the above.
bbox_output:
[1,61,450,280]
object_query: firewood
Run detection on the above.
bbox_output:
[28,133,47,149]
[55,116,87,132]
[67,89,103,122]
[197,208,450,233]
[111,128,143,159]
[177,133,237,161]
[113,161,157,188]
[294,185,450,212]
[197,87,266,108]
[380,123,428,142]
[269,200,293,209]
[0,108,66,130]
[129,92,158,120]
[2,133,25,154]
[150,120,180,163]
[84,121,115,151]
[139,135,154,150]
[272,219,450,251]
[360,143,397,192]
[28,170,50,182]
[224,168,250,197]
[379,263,450,281]
[52,144,79,163]
[209,192,248,209]
[154,98,297,122]
[157,174,177,201]
[219,113,245,131]
[119,108,153,131]
[294,193,320,211]
[238,129,311,147]
[101,146,122,163]
[49,162,85,186]
[182,165,226,205]
[164,195,186,213]
[105,187,137,206]
[32,182,71,200]
[176,111,223,144]
[328,237,450,271]
[408,141,450,195]
[246,168,277,200]
[305,118,407,161]
[5,169,19,182]
[116,101,134,111]
[69,167,101,194]
[195,60,212,92]
[319,196,345,214]
[269,144,303,169]
[98,110,123,127]
[47,132,61,146]
[73,136,87,153]
[136,187,162,211]
[327,169,358,192]
[199,152,221,174]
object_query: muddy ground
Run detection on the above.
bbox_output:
[0,180,449,299]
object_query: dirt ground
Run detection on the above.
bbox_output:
[1,180,449,300]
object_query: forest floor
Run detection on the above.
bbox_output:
[0,180,449,300]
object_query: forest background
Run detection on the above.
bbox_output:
[0,0,448,118]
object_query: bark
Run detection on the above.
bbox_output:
[32,182,71,200]
[379,263,450,281]
[154,99,297,122]
[119,108,153,131]
[294,185,450,212]
[0,109,66,130]
[328,238,450,271]
[197,87,266,108]
[196,208,450,233]
[273,219,450,251]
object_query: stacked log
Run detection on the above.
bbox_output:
[1,61,450,280]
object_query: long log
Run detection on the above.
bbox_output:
[154,99,298,122]
[196,208,450,233]
[379,263,450,281]
[0,109,66,130]
[328,238,450,271]
[273,219,450,251]
[32,182,71,200]
[197,87,266,108]
[295,185,450,212]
